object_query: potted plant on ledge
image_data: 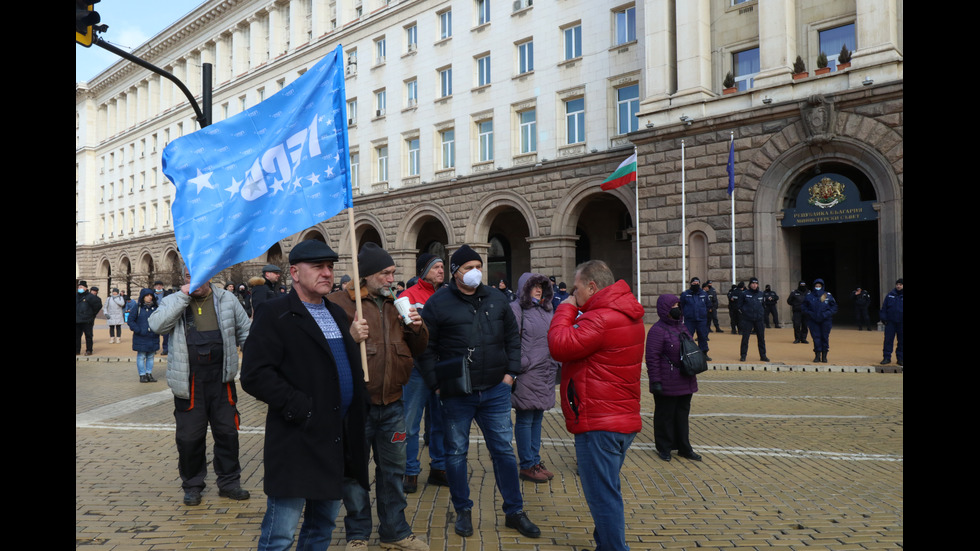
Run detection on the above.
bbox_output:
[815,52,831,75]
[723,71,737,94]
[792,55,808,79]
[836,44,852,70]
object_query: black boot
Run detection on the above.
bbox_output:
[821,351,828,363]
[813,352,821,362]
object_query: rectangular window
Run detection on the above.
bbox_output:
[819,23,855,71]
[616,84,639,134]
[408,138,420,176]
[441,129,455,169]
[406,24,418,51]
[375,37,386,65]
[440,10,452,39]
[406,79,418,107]
[477,55,491,87]
[519,110,536,153]
[518,40,533,74]
[563,24,582,60]
[615,6,636,45]
[440,67,453,97]
[733,48,760,91]
[477,0,491,25]
[375,90,386,116]
[478,120,494,162]
[376,146,388,182]
[347,99,357,124]
[565,97,585,144]
[350,153,360,188]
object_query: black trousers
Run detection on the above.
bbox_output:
[653,393,694,455]
[173,362,242,492]
[740,318,767,358]
[792,311,809,341]
[76,322,94,353]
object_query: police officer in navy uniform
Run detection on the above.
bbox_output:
[802,278,838,363]
[736,277,769,362]
[762,285,780,328]
[679,277,712,361]
[787,281,809,344]
[704,280,722,333]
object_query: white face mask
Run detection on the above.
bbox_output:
[462,268,483,288]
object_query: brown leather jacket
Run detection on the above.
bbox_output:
[327,286,428,405]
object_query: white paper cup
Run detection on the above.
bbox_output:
[393,296,413,325]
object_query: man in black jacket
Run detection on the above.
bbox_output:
[249,264,282,313]
[418,244,540,540]
[737,277,770,362]
[241,240,369,550]
[76,280,103,356]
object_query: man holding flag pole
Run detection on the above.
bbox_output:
[163,44,373,549]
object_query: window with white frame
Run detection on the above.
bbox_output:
[517,40,533,74]
[407,138,420,176]
[614,6,636,45]
[616,84,639,134]
[440,67,453,97]
[376,145,388,182]
[733,47,760,91]
[477,0,491,25]
[406,79,418,107]
[565,97,585,144]
[441,129,455,169]
[347,98,358,125]
[519,109,536,153]
[563,24,582,60]
[375,89,386,117]
[350,153,360,188]
[375,37,386,65]
[439,10,452,40]
[477,54,491,87]
[819,23,855,71]
[478,120,494,162]
[406,24,418,52]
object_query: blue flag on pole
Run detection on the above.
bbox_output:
[162,45,352,290]
[726,140,735,196]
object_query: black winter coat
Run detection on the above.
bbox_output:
[240,290,369,499]
[419,279,521,392]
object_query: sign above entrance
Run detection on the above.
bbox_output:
[781,173,877,227]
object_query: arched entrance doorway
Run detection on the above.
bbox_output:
[485,209,530,288]
[780,163,880,326]
[574,194,634,290]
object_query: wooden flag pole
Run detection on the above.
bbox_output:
[346,207,369,382]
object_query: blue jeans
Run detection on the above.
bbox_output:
[514,409,543,470]
[342,401,411,543]
[403,368,445,475]
[575,431,636,551]
[440,382,523,515]
[136,351,154,376]
[258,496,341,551]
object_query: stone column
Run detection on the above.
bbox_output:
[852,0,903,70]
[639,0,674,115]
[753,0,797,88]
[672,0,714,106]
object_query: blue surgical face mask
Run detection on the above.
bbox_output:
[78,287,86,294]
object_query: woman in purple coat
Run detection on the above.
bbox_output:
[646,293,702,462]
[510,272,561,483]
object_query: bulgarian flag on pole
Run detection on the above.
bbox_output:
[601,153,637,191]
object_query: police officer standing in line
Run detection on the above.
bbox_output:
[727,282,744,334]
[763,285,780,329]
[852,287,872,331]
[704,280,722,333]
[787,281,809,344]
[679,277,711,361]
[736,277,770,362]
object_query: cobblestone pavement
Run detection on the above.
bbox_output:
[77,325,902,550]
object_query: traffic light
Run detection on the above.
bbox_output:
[76,1,102,47]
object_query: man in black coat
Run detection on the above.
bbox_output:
[787,281,810,344]
[76,280,103,356]
[241,240,369,550]
[249,263,282,314]
[418,244,540,540]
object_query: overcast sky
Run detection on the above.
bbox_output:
[76,0,206,83]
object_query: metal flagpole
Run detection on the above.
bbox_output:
[681,139,686,290]
[730,132,736,288]
[634,145,641,303]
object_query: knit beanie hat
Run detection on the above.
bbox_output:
[358,242,394,277]
[416,253,442,279]
[450,245,481,275]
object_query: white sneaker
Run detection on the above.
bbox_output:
[380,534,430,551]
[346,540,368,551]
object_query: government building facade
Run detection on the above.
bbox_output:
[75,0,903,323]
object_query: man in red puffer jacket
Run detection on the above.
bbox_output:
[548,259,644,551]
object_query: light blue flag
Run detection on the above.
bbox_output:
[162,45,352,291]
